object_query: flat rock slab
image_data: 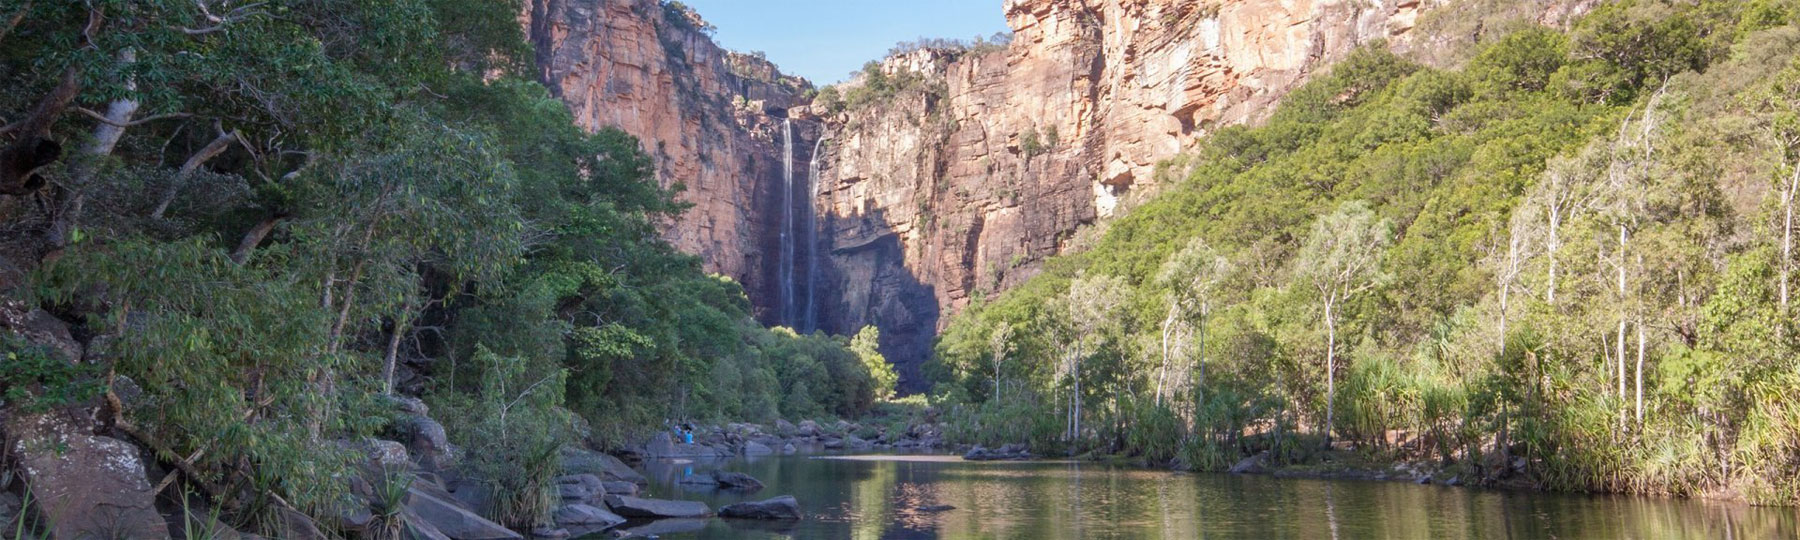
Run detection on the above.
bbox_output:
[553,503,626,536]
[406,485,522,540]
[719,496,802,520]
[604,495,710,518]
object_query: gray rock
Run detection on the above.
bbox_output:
[677,470,764,491]
[604,495,710,518]
[529,526,569,539]
[601,480,638,497]
[402,414,456,471]
[400,507,452,540]
[5,409,168,539]
[775,419,797,434]
[553,503,625,535]
[0,303,82,362]
[782,442,798,454]
[796,420,821,437]
[1229,452,1269,475]
[719,495,802,520]
[744,440,774,456]
[845,435,872,450]
[556,474,606,506]
[406,485,522,540]
[560,447,647,485]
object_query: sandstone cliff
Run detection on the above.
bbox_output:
[526,0,819,324]
[806,0,1593,389]
[525,0,1593,390]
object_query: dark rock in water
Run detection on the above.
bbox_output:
[1416,475,1431,484]
[744,440,775,456]
[616,518,709,537]
[719,495,802,520]
[845,435,873,450]
[604,495,711,518]
[407,485,522,539]
[782,442,798,454]
[4,408,168,539]
[715,471,765,491]
[553,503,626,536]
[529,525,570,539]
[1229,452,1269,475]
[917,505,956,512]
[963,444,1031,461]
[677,470,765,491]
[822,437,845,449]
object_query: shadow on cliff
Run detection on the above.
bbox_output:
[813,205,939,395]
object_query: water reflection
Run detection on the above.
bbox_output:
[615,455,1799,539]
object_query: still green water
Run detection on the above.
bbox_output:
[611,454,1797,539]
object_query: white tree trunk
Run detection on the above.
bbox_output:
[1783,169,1797,312]
[1157,302,1177,406]
[1635,322,1645,425]
[1324,299,1337,445]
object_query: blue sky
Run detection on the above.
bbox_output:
[679,0,1010,84]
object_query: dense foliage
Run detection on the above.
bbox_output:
[0,0,878,531]
[932,0,1800,504]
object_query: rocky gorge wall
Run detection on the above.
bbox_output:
[525,0,1594,391]
[525,0,821,325]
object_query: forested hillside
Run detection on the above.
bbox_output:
[931,0,1800,504]
[0,0,885,533]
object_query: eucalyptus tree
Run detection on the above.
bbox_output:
[1054,272,1129,443]
[1295,201,1392,444]
[1153,236,1233,406]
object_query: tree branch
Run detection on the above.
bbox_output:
[179,1,268,35]
[74,107,190,127]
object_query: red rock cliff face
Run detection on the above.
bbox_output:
[524,0,1590,390]
[806,0,1592,390]
[525,0,818,323]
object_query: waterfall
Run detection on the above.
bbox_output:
[780,119,796,328]
[803,132,826,334]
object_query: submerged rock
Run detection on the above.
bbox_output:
[719,495,802,520]
[604,495,710,518]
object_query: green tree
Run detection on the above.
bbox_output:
[1294,201,1392,444]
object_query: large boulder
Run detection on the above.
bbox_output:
[555,474,606,506]
[0,302,82,362]
[743,440,774,456]
[1229,452,1269,475]
[400,413,456,472]
[603,495,710,519]
[796,420,821,437]
[405,485,521,540]
[560,447,647,485]
[719,496,802,520]
[552,504,625,536]
[5,409,168,539]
